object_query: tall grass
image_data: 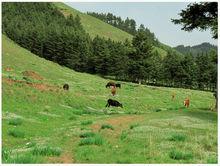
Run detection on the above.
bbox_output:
[32,146,61,156]
[2,148,41,164]
[169,149,193,160]
[79,134,104,146]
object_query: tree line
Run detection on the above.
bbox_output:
[2,2,217,91]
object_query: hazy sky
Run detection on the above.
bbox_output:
[65,2,217,47]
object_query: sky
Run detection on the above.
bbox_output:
[65,2,217,47]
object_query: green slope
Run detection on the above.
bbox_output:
[54,3,169,57]
[54,2,133,42]
[2,35,217,164]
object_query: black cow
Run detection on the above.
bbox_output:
[105,99,123,108]
[115,83,121,88]
[63,84,69,90]
[106,81,116,88]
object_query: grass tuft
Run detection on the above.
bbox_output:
[169,149,193,160]
[120,130,128,141]
[129,123,139,129]
[2,148,41,164]
[2,147,11,163]
[101,124,114,130]
[79,135,104,146]
[81,120,93,125]
[168,133,186,142]
[80,132,95,138]
[8,118,22,126]
[32,146,61,156]
[8,129,25,138]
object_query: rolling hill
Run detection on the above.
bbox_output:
[174,42,217,56]
[2,34,217,163]
[54,2,182,57]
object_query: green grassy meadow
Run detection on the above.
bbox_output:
[2,35,217,163]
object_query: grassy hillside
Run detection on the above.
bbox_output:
[54,2,168,57]
[2,35,217,164]
[54,2,133,42]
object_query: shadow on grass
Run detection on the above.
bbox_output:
[184,108,217,123]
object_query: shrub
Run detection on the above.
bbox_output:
[169,149,193,160]
[101,124,114,130]
[168,133,186,142]
[8,118,22,126]
[32,146,61,156]
[79,135,104,146]
[81,120,93,125]
[129,123,139,129]
[8,129,25,138]
[80,132,95,138]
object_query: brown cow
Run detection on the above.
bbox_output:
[111,86,116,96]
[184,98,190,108]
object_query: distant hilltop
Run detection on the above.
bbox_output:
[174,42,217,56]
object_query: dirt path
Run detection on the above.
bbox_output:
[91,114,145,136]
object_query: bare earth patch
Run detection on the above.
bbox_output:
[48,152,73,163]
[5,67,13,72]
[3,77,59,91]
[91,115,144,136]
[22,70,44,80]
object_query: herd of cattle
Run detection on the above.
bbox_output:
[63,81,123,108]
[62,81,196,110]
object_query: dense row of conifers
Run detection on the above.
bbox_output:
[2,2,217,91]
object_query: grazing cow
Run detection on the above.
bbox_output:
[111,86,116,96]
[63,84,69,90]
[115,83,121,88]
[106,81,116,88]
[184,98,190,108]
[105,99,123,108]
